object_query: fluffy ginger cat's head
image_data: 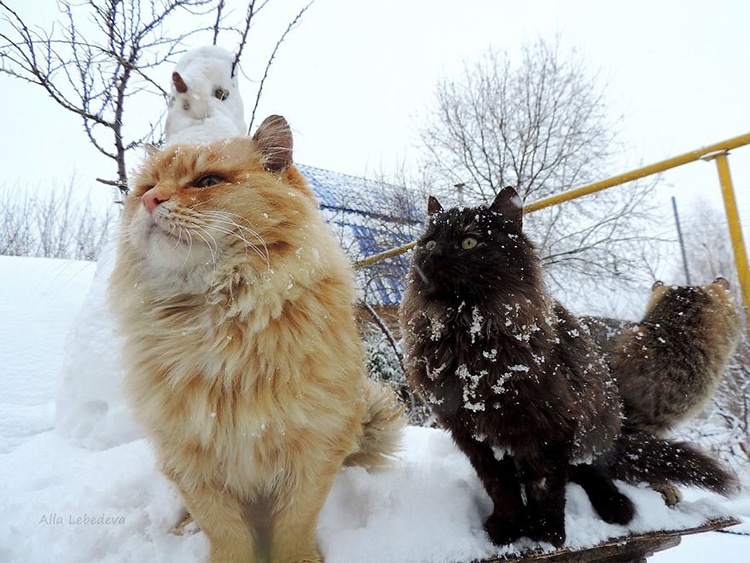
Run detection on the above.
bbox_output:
[118,115,321,294]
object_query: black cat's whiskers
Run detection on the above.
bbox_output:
[414,264,430,285]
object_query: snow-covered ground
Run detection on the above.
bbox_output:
[1,253,749,562]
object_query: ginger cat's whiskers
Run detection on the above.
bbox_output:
[191,226,219,266]
[200,212,271,266]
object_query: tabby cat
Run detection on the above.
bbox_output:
[109,115,403,563]
[399,188,632,548]
[612,278,742,437]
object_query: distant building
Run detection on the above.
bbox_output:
[299,164,424,305]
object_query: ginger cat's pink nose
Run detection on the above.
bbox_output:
[142,187,169,212]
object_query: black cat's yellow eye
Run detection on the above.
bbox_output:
[462,237,478,249]
[425,240,437,251]
[193,174,224,188]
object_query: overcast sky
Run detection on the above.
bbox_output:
[1,0,749,260]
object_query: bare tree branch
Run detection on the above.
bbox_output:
[1,0,314,196]
[246,1,312,132]
[0,0,217,195]
[417,37,661,308]
[212,0,225,45]
[231,0,255,76]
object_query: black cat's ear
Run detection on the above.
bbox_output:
[252,115,293,172]
[427,195,443,216]
[490,186,523,228]
[172,72,188,94]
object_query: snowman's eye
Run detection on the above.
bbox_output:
[214,87,230,101]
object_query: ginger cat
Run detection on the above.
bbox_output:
[109,115,403,563]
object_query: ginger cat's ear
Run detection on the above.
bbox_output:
[252,115,293,172]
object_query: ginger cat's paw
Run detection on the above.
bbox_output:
[171,510,198,536]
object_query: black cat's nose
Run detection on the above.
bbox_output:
[430,246,443,257]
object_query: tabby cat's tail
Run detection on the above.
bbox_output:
[607,432,739,495]
[344,379,405,468]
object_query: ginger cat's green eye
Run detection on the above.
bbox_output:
[194,175,224,188]
[462,237,478,249]
[425,240,437,251]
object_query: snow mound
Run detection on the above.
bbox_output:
[0,425,739,563]
[55,243,142,449]
[0,256,96,453]
[1,256,747,562]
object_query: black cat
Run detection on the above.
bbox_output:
[399,187,633,547]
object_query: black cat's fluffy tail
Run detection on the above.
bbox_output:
[606,432,739,496]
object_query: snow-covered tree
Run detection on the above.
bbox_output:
[0,180,115,260]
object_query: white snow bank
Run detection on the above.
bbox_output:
[1,255,748,562]
[0,423,739,563]
[0,256,95,453]
[55,243,141,449]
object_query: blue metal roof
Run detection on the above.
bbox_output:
[298,164,424,305]
[298,164,423,223]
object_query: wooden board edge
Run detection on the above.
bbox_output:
[472,516,741,563]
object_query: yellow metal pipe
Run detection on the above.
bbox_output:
[353,132,750,269]
[354,241,417,267]
[524,131,750,213]
[709,152,750,318]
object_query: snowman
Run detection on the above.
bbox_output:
[164,45,246,145]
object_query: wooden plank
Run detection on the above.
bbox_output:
[474,517,740,563]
